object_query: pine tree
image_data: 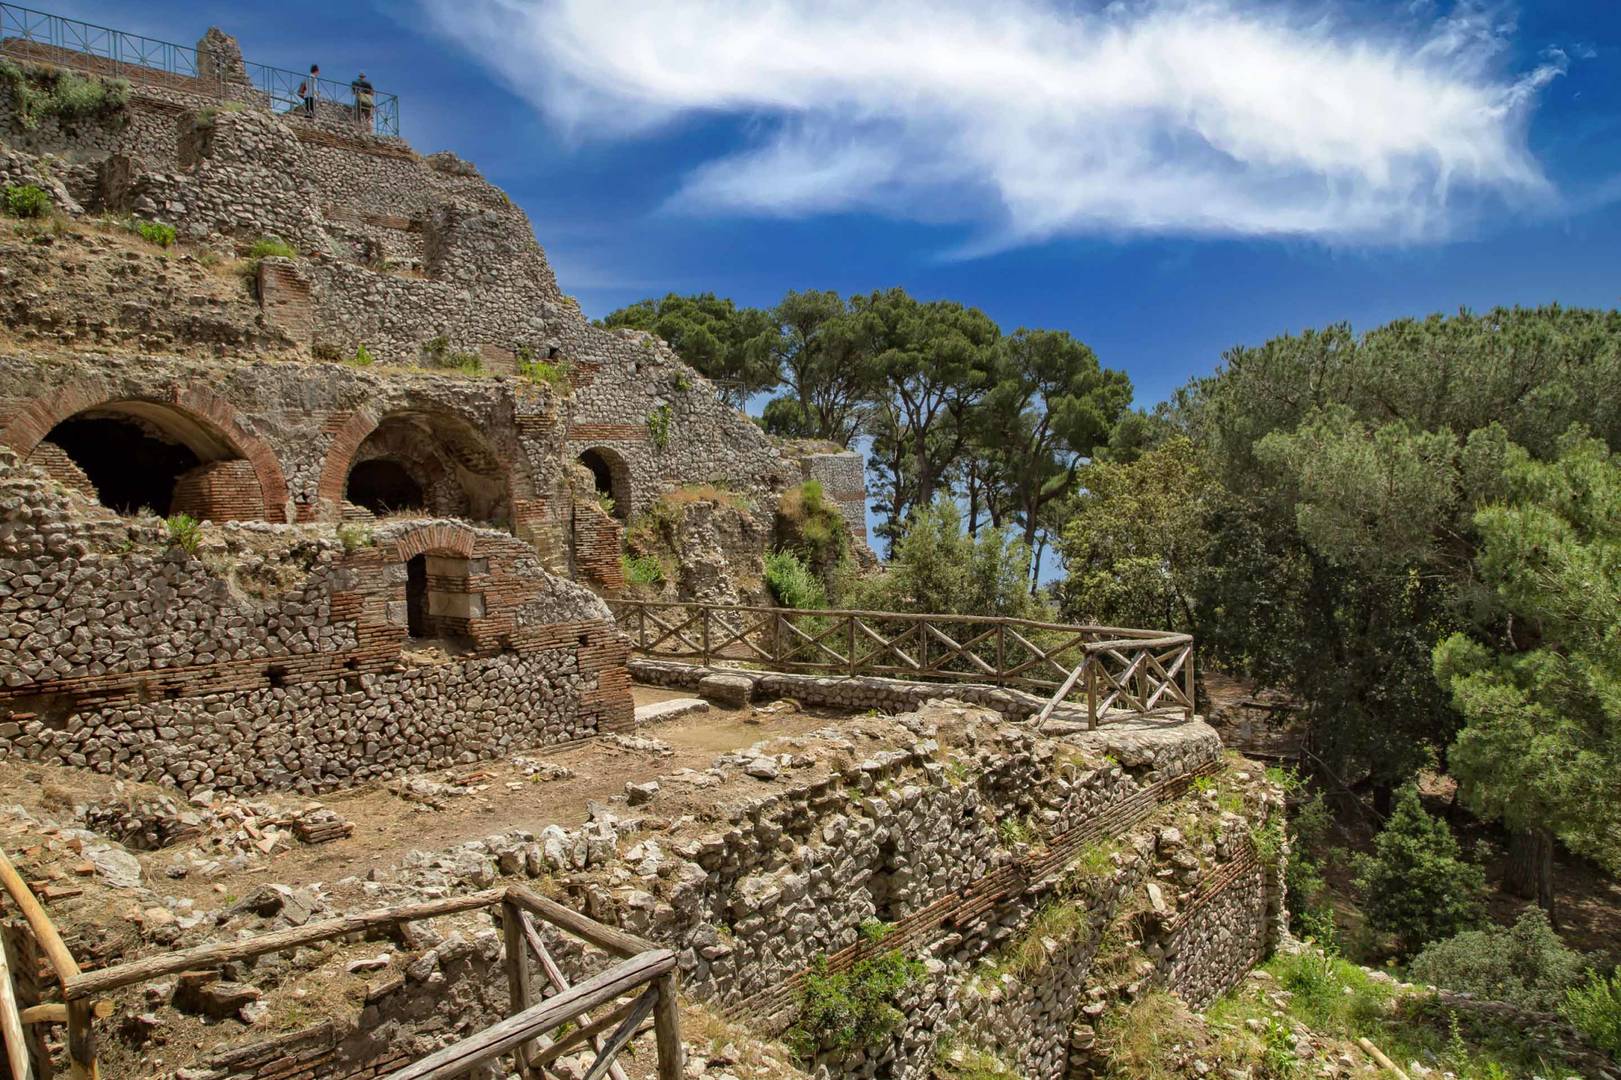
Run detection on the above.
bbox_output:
[1353,783,1485,956]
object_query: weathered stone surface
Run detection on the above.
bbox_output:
[697,673,756,708]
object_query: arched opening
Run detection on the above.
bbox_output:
[577,447,630,520]
[342,412,510,526]
[46,415,201,515]
[29,400,266,520]
[347,459,424,515]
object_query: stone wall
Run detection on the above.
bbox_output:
[139,701,1275,1080]
[0,27,835,584]
[0,450,633,793]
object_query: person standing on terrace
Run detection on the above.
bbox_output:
[299,63,320,116]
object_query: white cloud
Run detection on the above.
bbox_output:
[422,0,1564,247]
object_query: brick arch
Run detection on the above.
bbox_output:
[1,379,292,523]
[312,406,384,517]
[393,522,478,562]
[315,405,527,526]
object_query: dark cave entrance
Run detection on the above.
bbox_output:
[405,554,428,638]
[46,415,201,516]
[577,447,630,520]
[347,459,425,515]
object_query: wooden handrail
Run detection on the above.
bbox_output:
[609,599,1195,726]
[607,598,1184,639]
[63,889,506,1000]
[0,848,80,984]
[379,949,676,1080]
[504,886,655,958]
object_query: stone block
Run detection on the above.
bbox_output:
[698,672,755,708]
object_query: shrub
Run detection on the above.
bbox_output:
[846,499,1046,621]
[1354,784,1485,957]
[1409,909,1590,1011]
[518,357,570,389]
[775,479,848,580]
[764,550,825,609]
[134,219,176,248]
[1563,970,1621,1059]
[0,61,126,130]
[165,513,202,555]
[647,404,673,449]
[4,183,50,219]
[248,236,296,260]
[622,554,665,587]
[336,523,373,553]
[421,334,482,374]
[347,343,376,367]
[50,70,127,119]
[786,950,925,1058]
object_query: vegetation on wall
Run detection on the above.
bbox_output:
[785,949,926,1059]
[0,60,129,131]
[763,549,825,610]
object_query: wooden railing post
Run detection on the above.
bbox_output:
[637,604,646,652]
[1086,656,1098,730]
[66,1000,96,1080]
[652,971,683,1080]
[847,614,857,677]
[1184,643,1196,721]
[995,622,1005,687]
[700,606,710,667]
[501,898,536,1074]
[772,610,782,667]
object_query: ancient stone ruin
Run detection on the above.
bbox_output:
[0,16,1284,1080]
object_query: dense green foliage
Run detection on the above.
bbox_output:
[764,550,826,610]
[1434,434,1621,879]
[604,287,1131,559]
[1564,971,1621,1059]
[1353,785,1485,956]
[1408,909,1590,1011]
[4,183,49,218]
[1060,436,1208,631]
[846,501,1047,620]
[1177,307,1621,793]
[600,292,777,407]
[786,950,925,1058]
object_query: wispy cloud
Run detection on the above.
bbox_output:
[422,0,1565,248]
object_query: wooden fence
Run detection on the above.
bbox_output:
[608,600,1194,728]
[0,847,680,1080]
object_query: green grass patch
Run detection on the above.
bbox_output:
[4,183,50,219]
[248,236,296,260]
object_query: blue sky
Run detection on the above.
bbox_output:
[58,0,1621,414]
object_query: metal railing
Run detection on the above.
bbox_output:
[609,599,1195,728]
[0,3,400,135]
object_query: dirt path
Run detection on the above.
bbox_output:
[0,690,844,913]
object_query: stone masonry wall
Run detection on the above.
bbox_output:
[0,450,633,792]
[158,702,1276,1080]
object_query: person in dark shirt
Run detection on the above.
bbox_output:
[352,72,375,130]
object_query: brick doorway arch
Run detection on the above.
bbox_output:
[1,380,291,522]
